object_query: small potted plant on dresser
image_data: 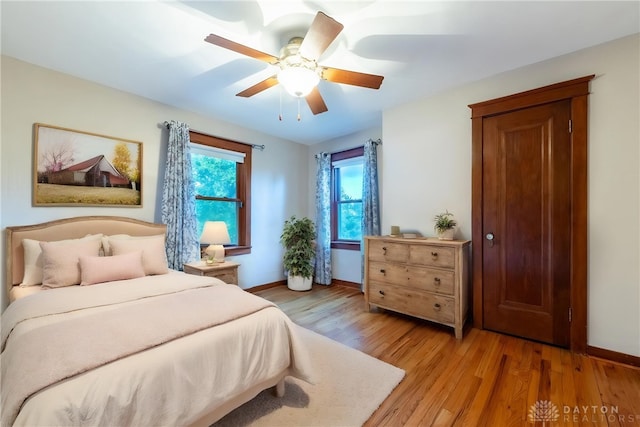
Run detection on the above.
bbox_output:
[280,216,316,291]
[434,210,457,240]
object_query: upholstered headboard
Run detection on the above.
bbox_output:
[6,216,166,295]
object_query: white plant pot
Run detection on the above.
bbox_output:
[287,275,313,291]
[438,228,456,240]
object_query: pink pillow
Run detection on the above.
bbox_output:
[40,238,103,288]
[79,251,145,285]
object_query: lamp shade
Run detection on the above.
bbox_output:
[200,221,231,263]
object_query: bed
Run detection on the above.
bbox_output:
[2,216,314,426]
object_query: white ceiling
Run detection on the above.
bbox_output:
[2,1,638,145]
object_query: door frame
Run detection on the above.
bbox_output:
[469,75,594,352]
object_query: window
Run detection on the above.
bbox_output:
[331,147,364,250]
[189,131,252,255]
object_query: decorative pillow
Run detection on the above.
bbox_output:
[20,234,102,287]
[40,238,103,288]
[109,235,169,275]
[100,234,131,256]
[79,251,145,285]
[20,239,46,286]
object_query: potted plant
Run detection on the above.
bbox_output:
[280,216,316,291]
[434,210,457,240]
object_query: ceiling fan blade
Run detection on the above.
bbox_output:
[236,75,279,97]
[299,12,344,61]
[306,86,328,115]
[322,67,384,89]
[205,34,279,64]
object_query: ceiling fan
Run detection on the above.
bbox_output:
[204,11,384,116]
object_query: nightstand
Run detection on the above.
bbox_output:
[183,261,240,285]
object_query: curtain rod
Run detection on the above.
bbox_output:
[314,138,382,158]
[162,121,265,151]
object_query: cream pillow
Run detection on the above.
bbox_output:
[20,234,102,286]
[20,238,46,286]
[109,235,169,275]
[40,238,103,288]
[79,251,145,285]
[100,234,130,256]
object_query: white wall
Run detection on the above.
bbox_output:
[0,56,310,309]
[383,34,640,356]
[307,127,382,285]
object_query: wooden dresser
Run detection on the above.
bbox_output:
[364,236,471,339]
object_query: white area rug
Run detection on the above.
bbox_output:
[214,326,405,426]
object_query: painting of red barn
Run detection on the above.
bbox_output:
[34,123,142,206]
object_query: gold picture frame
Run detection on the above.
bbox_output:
[33,123,142,207]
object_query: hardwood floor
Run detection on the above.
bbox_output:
[255,284,640,427]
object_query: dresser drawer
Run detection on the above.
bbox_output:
[406,266,455,295]
[368,281,455,324]
[409,245,455,268]
[369,262,455,295]
[368,261,407,286]
[368,240,409,263]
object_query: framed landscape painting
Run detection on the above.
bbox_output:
[33,123,143,207]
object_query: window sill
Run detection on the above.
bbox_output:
[331,241,361,251]
[200,245,252,257]
[225,245,252,256]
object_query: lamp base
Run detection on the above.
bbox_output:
[205,244,225,263]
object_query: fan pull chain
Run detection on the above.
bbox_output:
[279,89,283,121]
[297,98,301,122]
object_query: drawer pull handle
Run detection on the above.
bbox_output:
[434,277,441,285]
[431,251,438,258]
[433,303,441,311]
[379,269,386,274]
[379,290,385,296]
[382,246,387,254]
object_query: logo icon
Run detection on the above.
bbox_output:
[528,400,560,426]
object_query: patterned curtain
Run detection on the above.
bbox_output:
[361,139,381,288]
[161,120,200,270]
[314,153,332,285]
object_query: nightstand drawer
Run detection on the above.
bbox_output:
[213,270,238,285]
[183,261,239,285]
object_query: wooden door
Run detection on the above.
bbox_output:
[482,100,571,346]
[470,75,593,352]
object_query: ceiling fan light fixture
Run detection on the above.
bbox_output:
[277,65,320,98]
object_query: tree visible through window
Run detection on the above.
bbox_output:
[191,153,239,242]
[331,147,364,250]
[189,131,252,255]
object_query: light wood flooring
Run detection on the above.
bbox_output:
[254,284,640,427]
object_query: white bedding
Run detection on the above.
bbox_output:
[1,271,315,426]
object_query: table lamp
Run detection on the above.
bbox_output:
[200,221,231,263]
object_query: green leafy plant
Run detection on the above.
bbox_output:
[434,210,457,233]
[280,216,316,279]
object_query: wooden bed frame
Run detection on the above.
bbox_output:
[4,215,287,426]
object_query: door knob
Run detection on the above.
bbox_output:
[486,232,495,247]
